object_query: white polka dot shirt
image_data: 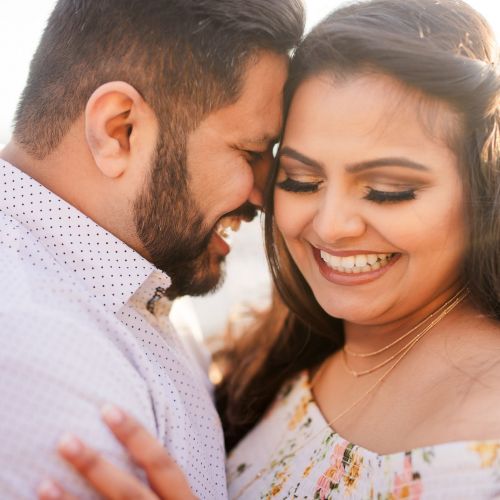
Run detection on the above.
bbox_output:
[0,160,227,499]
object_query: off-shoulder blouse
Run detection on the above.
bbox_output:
[227,372,500,499]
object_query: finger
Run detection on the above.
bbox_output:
[101,405,196,499]
[58,433,158,500]
[38,478,78,500]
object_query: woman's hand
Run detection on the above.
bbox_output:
[38,405,197,500]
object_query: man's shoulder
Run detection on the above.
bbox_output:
[0,241,150,409]
[1,212,61,304]
[0,211,134,367]
[1,212,92,320]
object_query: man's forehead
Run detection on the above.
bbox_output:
[232,52,288,140]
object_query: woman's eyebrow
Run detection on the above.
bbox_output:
[278,147,324,170]
[345,157,431,173]
[278,149,431,174]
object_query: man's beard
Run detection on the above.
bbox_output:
[133,134,257,299]
[133,135,219,298]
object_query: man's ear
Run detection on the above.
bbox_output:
[85,81,157,178]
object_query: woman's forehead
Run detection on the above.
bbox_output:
[284,73,461,155]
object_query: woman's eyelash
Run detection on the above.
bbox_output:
[364,187,416,203]
[276,178,321,193]
[275,179,416,201]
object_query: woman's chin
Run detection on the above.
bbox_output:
[314,294,387,325]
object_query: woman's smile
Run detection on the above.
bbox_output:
[312,245,401,285]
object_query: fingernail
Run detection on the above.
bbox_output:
[58,433,83,457]
[38,479,61,499]
[101,403,125,426]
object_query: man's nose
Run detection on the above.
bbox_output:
[248,185,264,208]
[248,151,274,208]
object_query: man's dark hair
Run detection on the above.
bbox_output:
[14,0,304,159]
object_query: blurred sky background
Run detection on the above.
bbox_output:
[2,0,498,144]
[1,0,499,336]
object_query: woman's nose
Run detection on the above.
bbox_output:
[312,191,366,244]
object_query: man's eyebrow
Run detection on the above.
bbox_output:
[346,157,431,173]
[278,147,324,169]
[243,134,280,149]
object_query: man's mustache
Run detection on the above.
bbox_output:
[223,202,259,222]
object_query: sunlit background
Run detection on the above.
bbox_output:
[1,0,498,336]
[2,0,498,143]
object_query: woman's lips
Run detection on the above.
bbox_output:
[312,246,401,285]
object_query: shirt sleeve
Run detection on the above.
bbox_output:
[0,303,156,499]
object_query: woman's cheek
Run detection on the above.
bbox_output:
[274,191,307,239]
[274,191,317,282]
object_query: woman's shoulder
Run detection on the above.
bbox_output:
[434,312,500,436]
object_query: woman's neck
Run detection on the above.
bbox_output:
[342,283,466,354]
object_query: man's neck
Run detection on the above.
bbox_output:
[1,136,147,261]
[2,138,93,215]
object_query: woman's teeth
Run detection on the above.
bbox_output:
[319,251,394,273]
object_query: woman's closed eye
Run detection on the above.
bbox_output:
[276,177,323,193]
[275,167,420,201]
[364,186,417,203]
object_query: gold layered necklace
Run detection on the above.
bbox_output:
[232,286,469,499]
[342,286,470,378]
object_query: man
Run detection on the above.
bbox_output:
[0,0,304,497]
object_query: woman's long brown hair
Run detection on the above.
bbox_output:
[216,0,500,451]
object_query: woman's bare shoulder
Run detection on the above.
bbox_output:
[443,313,500,437]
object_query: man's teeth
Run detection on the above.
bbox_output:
[215,217,242,240]
[227,218,242,231]
[320,251,394,273]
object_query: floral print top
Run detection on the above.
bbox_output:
[227,372,500,499]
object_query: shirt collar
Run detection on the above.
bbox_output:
[0,159,171,313]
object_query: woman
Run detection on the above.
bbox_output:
[39,0,500,498]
